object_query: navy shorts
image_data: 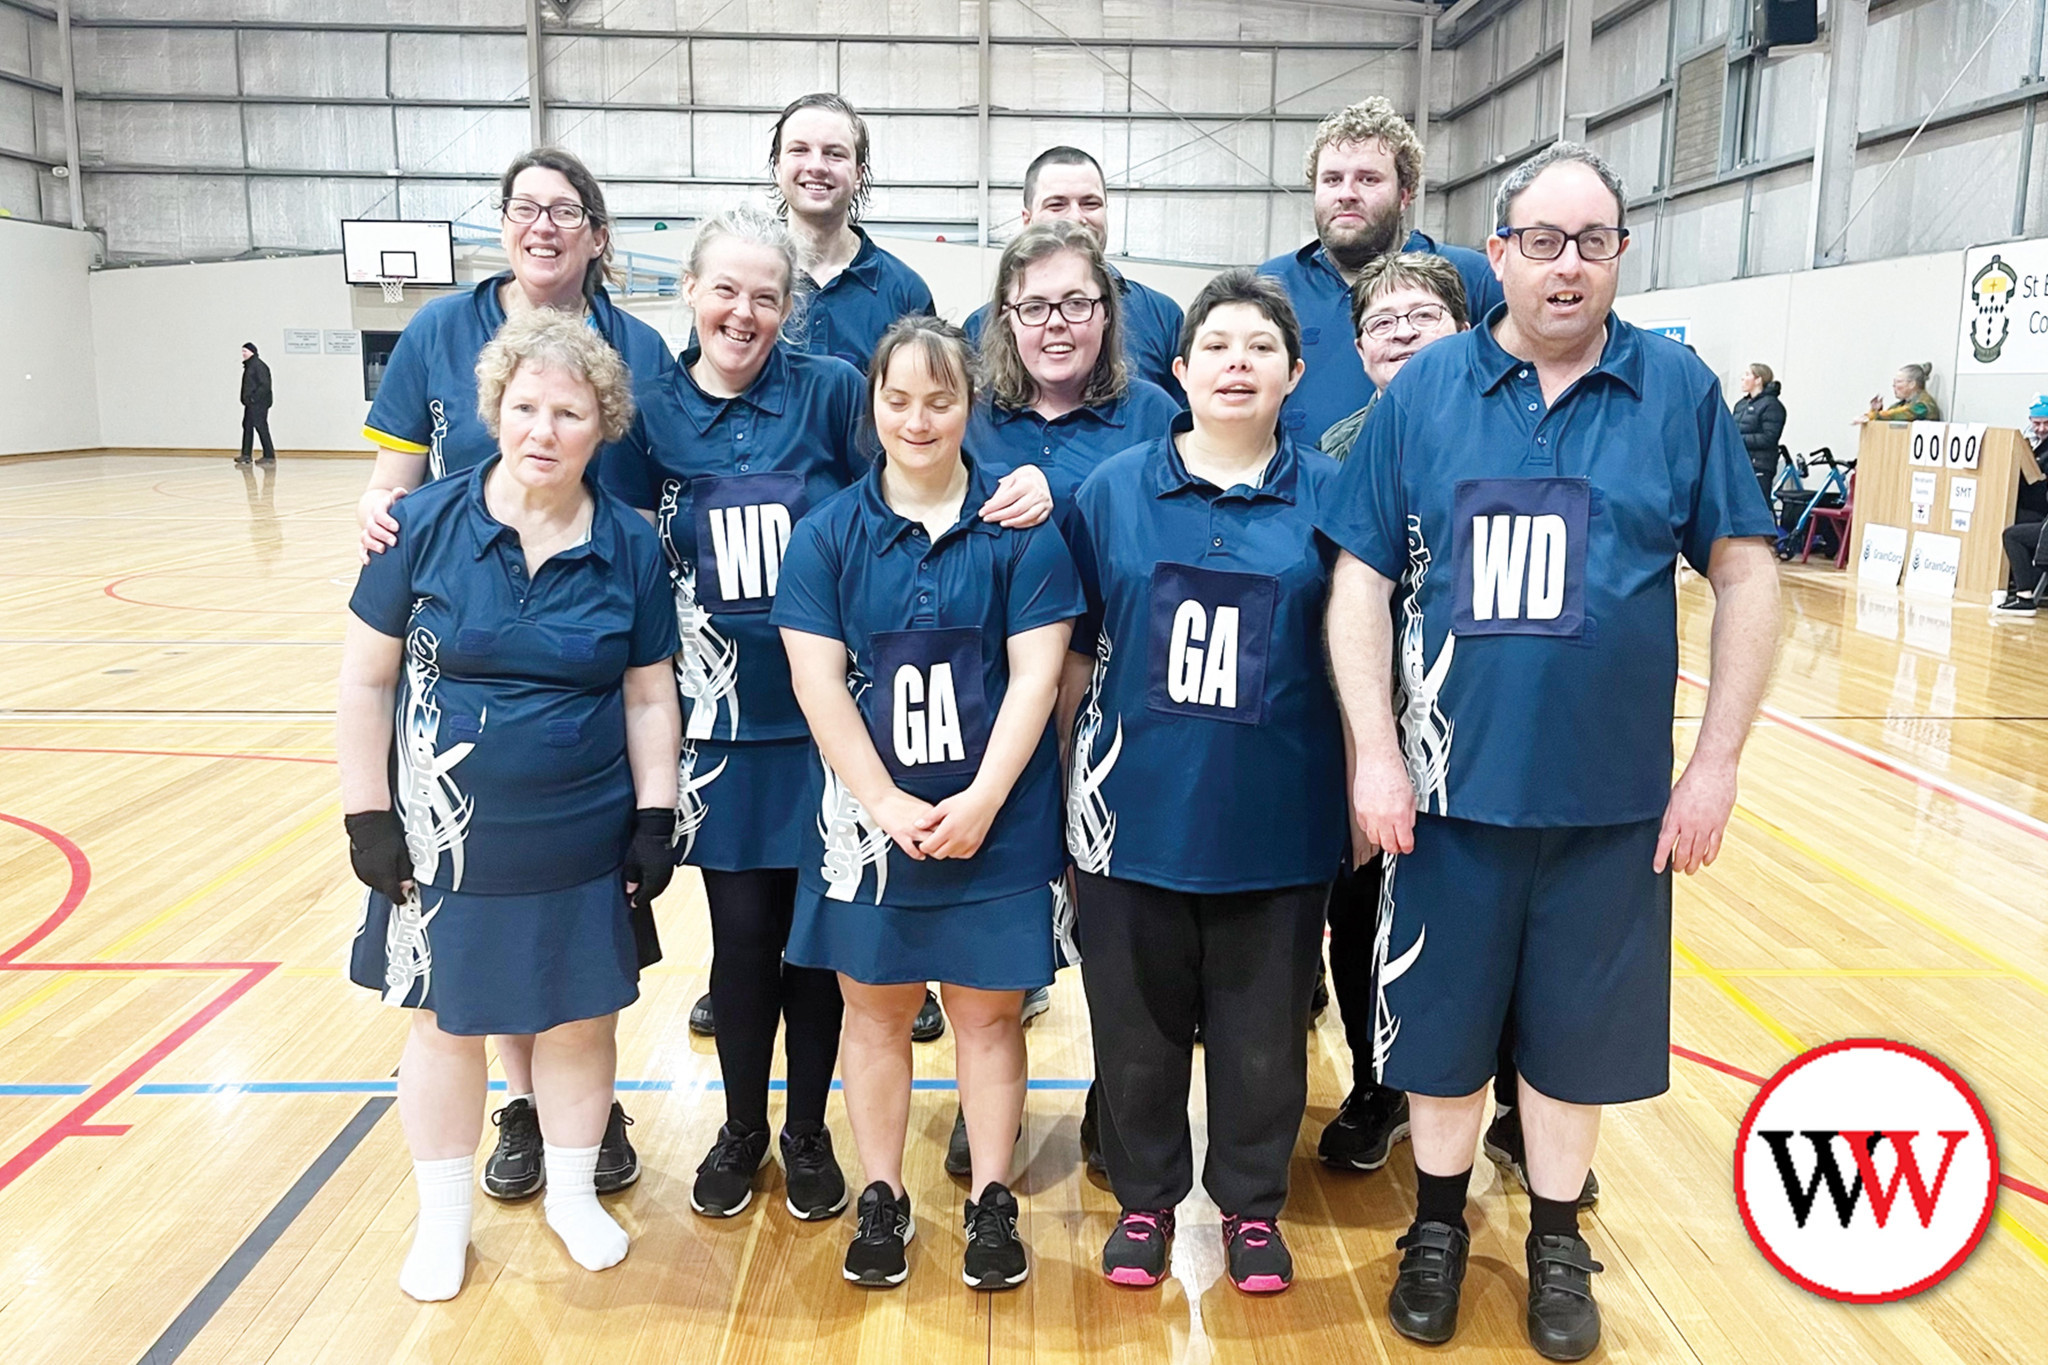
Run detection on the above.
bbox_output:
[1375,813,1671,1105]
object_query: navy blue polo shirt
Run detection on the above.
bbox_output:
[965,379,1180,517]
[796,227,935,372]
[773,456,1085,906]
[1064,416,1347,893]
[600,341,867,744]
[1316,310,1777,829]
[1259,230,1502,446]
[349,457,680,895]
[364,273,676,481]
[964,267,1188,402]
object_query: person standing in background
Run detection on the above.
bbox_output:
[1731,363,1787,504]
[1994,396,2048,615]
[237,342,275,466]
[1259,97,1503,446]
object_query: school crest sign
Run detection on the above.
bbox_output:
[1957,241,2048,373]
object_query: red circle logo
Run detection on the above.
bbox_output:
[1734,1039,1999,1302]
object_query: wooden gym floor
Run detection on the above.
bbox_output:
[0,453,2043,1364]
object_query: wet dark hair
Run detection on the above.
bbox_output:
[768,92,873,225]
[1177,267,1303,370]
[497,147,615,304]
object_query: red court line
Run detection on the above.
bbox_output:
[1678,669,2048,843]
[1669,1042,2046,1211]
[0,813,93,965]
[0,809,281,1193]
[0,745,334,766]
[102,572,332,616]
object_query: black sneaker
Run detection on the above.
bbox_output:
[1310,965,1329,1023]
[1079,1081,1108,1180]
[1221,1215,1292,1294]
[593,1101,639,1194]
[945,1105,972,1178]
[1483,1105,1600,1208]
[691,1121,770,1217]
[1387,1220,1470,1344]
[962,1182,1028,1290]
[844,1182,914,1286]
[688,991,716,1036]
[780,1123,848,1220]
[1526,1233,1604,1361]
[1318,1084,1410,1171]
[1994,591,2038,615]
[911,989,945,1043]
[1101,1208,1174,1287]
[481,1096,544,1200]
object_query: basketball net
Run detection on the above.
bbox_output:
[379,276,406,304]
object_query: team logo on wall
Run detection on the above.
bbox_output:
[1968,255,2017,363]
[1734,1039,1999,1302]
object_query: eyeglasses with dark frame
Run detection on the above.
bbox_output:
[1495,225,1628,262]
[1361,303,1453,340]
[1004,295,1104,327]
[502,198,591,229]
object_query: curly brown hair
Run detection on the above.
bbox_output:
[1303,97,1424,196]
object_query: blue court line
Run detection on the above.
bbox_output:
[0,1083,92,1095]
[89,1078,1096,1096]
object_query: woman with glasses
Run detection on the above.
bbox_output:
[1317,251,1468,460]
[353,146,677,1208]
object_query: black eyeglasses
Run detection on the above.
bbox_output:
[1361,303,1452,340]
[1495,225,1628,262]
[503,198,591,228]
[1005,296,1104,326]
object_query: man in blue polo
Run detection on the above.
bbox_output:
[769,92,935,372]
[964,146,1187,402]
[1260,97,1501,446]
[1320,144,1779,1361]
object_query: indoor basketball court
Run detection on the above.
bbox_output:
[2,1,2046,1363]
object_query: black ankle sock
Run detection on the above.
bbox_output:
[1415,1166,1472,1231]
[1529,1192,1579,1242]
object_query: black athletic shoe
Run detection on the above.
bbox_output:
[945,1106,972,1178]
[1526,1233,1604,1361]
[1318,1084,1411,1171]
[1387,1220,1471,1344]
[691,1121,770,1217]
[780,1123,849,1220]
[1483,1105,1600,1208]
[1309,965,1329,1023]
[593,1101,640,1194]
[1101,1208,1174,1287]
[962,1183,1028,1290]
[844,1182,914,1286]
[1994,591,2039,615]
[1079,1081,1108,1180]
[1221,1215,1292,1294]
[254,456,275,466]
[688,991,716,1037]
[481,1096,544,1200]
[911,989,946,1043]
[232,457,251,466]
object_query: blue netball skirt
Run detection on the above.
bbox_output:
[786,881,1058,992]
[677,736,809,872]
[348,869,641,1036]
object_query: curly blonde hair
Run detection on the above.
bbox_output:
[475,308,635,444]
[1304,97,1424,196]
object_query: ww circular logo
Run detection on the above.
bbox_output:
[1735,1039,1999,1302]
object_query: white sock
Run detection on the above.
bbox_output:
[544,1142,629,1272]
[504,1091,534,1107]
[400,1156,475,1302]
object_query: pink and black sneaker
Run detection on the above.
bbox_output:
[1222,1215,1293,1294]
[1101,1208,1175,1286]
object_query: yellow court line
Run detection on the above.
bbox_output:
[94,802,339,961]
[1672,939,1807,1052]
[1997,1208,2048,1266]
[1700,968,2012,979]
[1732,805,2048,1002]
[0,974,75,1033]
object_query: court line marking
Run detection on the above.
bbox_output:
[95,803,338,962]
[0,745,335,765]
[138,1096,394,1365]
[1679,669,2048,841]
[0,639,340,647]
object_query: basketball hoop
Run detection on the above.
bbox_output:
[378,276,407,304]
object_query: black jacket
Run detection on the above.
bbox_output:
[1731,382,1785,473]
[241,354,273,409]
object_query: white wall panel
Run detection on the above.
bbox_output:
[76,1,521,20]
[989,116,1129,182]
[1658,182,1743,287]
[868,113,978,181]
[1125,119,1273,188]
[1270,119,1316,193]
[0,156,37,219]
[249,175,403,250]
[691,111,777,179]
[395,107,529,177]
[396,179,502,224]
[991,44,1128,110]
[1861,0,2030,132]
[241,31,387,100]
[1846,109,2022,260]
[1617,209,1655,293]
[86,173,250,257]
[1274,47,1414,116]
[35,90,65,160]
[691,40,833,105]
[1129,47,1270,115]
[1453,23,1496,105]
[75,29,237,97]
[80,102,242,167]
[1589,101,1664,199]
[1754,51,1821,159]
[246,105,396,173]
[0,221,99,454]
[1590,3,1669,112]
[0,82,31,155]
[547,109,692,178]
[393,34,528,102]
[0,10,32,80]
[1744,163,1811,277]
[840,42,976,109]
[1123,189,1269,264]
[543,36,690,106]
[1446,104,1491,181]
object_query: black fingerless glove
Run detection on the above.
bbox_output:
[623,807,676,911]
[345,810,413,903]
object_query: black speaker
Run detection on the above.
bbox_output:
[1753,0,1818,48]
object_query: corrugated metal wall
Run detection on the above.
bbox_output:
[22,0,1427,266]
